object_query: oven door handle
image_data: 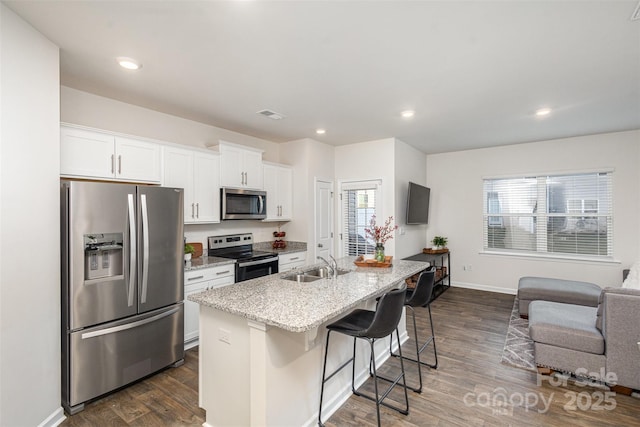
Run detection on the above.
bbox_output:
[237,257,278,268]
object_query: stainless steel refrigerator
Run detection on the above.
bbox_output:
[61,180,185,414]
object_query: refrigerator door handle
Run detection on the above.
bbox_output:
[127,194,136,307]
[140,194,150,304]
[80,306,180,339]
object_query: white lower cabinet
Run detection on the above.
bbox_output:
[278,251,307,273]
[184,265,234,349]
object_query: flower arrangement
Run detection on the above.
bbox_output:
[365,215,398,245]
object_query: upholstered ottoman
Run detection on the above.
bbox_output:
[528,300,606,375]
[517,276,601,317]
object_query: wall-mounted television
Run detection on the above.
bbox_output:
[406,182,430,224]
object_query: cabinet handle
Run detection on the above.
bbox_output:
[111,154,115,174]
[191,203,195,219]
[216,270,231,275]
[196,203,199,218]
[118,155,122,174]
[290,257,299,261]
[188,275,205,281]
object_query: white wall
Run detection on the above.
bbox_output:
[1,5,63,426]
[426,130,640,293]
[279,138,335,252]
[61,86,280,161]
[335,139,397,256]
[393,139,428,259]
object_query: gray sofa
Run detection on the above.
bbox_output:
[528,287,640,393]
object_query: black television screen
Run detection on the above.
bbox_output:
[406,182,430,224]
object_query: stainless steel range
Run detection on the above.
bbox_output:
[208,233,278,282]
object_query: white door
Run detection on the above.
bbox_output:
[315,180,333,261]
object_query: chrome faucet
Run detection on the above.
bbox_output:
[317,255,338,279]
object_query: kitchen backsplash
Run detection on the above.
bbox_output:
[184,220,292,252]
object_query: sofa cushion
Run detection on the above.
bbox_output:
[518,276,601,316]
[529,301,603,355]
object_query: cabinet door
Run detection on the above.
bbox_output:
[163,147,195,222]
[115,137,161,183]
[193,153,220,223]
[61,126,115,179]
[263,164,279,220]
[277,166,293,220]
[219,144,243,187]
[243,150,264,189]
[185,281,209,344]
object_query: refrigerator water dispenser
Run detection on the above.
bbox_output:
[84,233,123,280]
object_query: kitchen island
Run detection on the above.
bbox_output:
[188,256,428,427]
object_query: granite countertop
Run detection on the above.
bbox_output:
[188,256,429,333]
[184,256,235,271]
[253,241,307,254]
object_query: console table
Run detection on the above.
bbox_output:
[403,250,451,301]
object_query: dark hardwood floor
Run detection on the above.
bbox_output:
[62,287,640,426]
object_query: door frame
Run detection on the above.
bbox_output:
[313,177,334,260]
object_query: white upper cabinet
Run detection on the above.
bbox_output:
[163,146,220,224]
[263,163,293,221]
[218,141,264,190]
[61,125,161,183]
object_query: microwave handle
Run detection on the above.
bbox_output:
[258,195,264,214]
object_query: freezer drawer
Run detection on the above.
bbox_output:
[63,304,184,413]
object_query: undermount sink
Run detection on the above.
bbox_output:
[305,267,351,278]
[281,267,352,282]
[282,273,322,283]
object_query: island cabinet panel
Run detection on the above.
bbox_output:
[199,300,379,427]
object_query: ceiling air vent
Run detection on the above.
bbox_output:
[632,1,640,20]
[257,109,285,120]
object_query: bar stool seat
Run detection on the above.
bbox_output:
[318,285,409,427]
[390,267,438,393]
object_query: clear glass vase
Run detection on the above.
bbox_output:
[375,243,385,262]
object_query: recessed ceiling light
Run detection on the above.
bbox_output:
[401,110,415,118]
[316,129,326,135]
[535,108,552,117]
[117,57,142,70]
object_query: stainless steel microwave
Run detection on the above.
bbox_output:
[221,188,267,220]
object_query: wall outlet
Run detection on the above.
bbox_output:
[219,328,231,345]
[463,264,472,271]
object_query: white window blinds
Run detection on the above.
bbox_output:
[341,180,381,256]
[483,172,612,258]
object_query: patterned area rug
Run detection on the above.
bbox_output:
[500,298,536,372]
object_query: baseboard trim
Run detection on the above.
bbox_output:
[38,407,66,427]
[451,281,517,295]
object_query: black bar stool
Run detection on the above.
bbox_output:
[390,267,438,393]
[317,285,409,427]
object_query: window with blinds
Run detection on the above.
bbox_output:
[483,172,612,258]
[341,180,380,256]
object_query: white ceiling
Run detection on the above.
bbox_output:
[5,0,640,154]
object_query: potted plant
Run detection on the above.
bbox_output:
[432,236,448,250]
[184,243,195,262]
